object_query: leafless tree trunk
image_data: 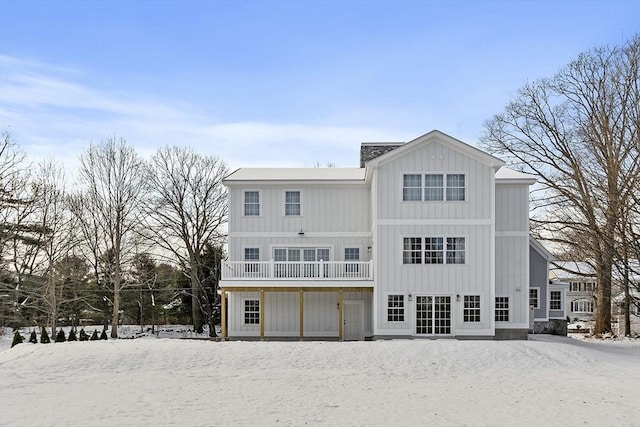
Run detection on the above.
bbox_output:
[75,137,144,338]
[142,146,228,336]
[482,36,640,334]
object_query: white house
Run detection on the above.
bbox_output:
[219,130,539,340]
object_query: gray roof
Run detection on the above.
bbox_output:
[224,167,366,182]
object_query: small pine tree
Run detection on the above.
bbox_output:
[100,330,108,340]
[11,330,24,347]
[55,329,66,342]
[40,327,51,344]
[68,329,77,341]
[79,329,89,341]
[29,330,37,343]
[90,330,99,341]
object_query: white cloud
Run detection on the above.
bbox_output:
[0,55,405,172]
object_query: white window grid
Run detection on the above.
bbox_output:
[387,294,405,322]
[403,237,422,264]
[529,288,539,309]
[243,190,260,216]
[244,299,260,324]
[571,300,593,313]
[463,295,481,322]
[402,174,422,201]
[550,290,562,311]
[495,296,509,322]
[284,190,301,216]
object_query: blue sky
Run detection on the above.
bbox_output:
[1,0,639,171]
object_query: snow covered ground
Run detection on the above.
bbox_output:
[1,333,638,426]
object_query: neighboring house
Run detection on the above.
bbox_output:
[551,260,640,336]
[529,238,568,335]
[219,130,538,340]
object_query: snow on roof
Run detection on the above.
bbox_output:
[224,167,366,182]
[495,167,537,183]
[550,261,596,280]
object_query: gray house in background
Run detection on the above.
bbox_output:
[529,237,568,335]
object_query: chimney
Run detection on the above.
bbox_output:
[360,142,404,168]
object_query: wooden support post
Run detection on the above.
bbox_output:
[259,289,265,341]
[299,290,304,341]
[338,289,343,341]
[220,290,226,341]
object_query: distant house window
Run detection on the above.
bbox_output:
[464,295,481,322]
[424,174,444,201]
[550,290,562,311]
[446,174,465,201]
[244,248,259,274]
[244,191,260,216]
[403,237,422,264]
[529,288,539,309]
[495,297,509,322]
[344,247,360,274]
[402,174,422,201]
[284,191,301,216]
[424,237,444,264]
[571,300,593,313]
[387,294,405,322]
[244,299,260,324]
[446,237,465,264]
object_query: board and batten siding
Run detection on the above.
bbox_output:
[375,141,494,221]
[226,291,372,338]
[228,185,370,234]
[495,183,531,328]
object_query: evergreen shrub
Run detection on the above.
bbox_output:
[56,329,66,342]
[100,330,108,340]
[90,330,99,341]
[40,327,51,344]
[68,329,77,341]
[11,330,24,347]
[29,330,37,343]
[79,329,89,341]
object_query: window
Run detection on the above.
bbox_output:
[424,174,444,201]
[424,237,444,264]
[446,237,465,264]
[495,297,509,322]
[284,191,301,216]
[403,237,422,264]
[387,294,405,322]
[571,300,593,313]
[243,191,260,216]
[446,174,465,201]
[463,295,481,322]
[529,288,539,309]
[244,299,260,324]
[403,174,422,201]
[550,291,562,310]
[344,247,360,274]
[244,247,259,274]
[402,173,466,202]
[403,236,466,265]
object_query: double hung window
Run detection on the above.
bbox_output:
[387,294,405,322]
[243,191,260,216]
[495,297,509,322]
[285,191,301,216]
[463,295,481,322]
[402,173,466,201]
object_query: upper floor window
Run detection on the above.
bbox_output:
[244,191,260,216]
[446,174,465,201]
[403,237,466,265]
[403,174,422,201]
[550,290,562,311]
[284,191,301,216]
[344,247,360,274]
[402,173,466,202]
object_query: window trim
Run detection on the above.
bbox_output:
[495,295,510,322]
[400,172,467,202]
[571,299,593,313]
[242,189,261,217]
[463,294,481,323]
[401,235,467,265]
[243,247,260,274]
[242,298,260,325]
[549,290,563,311]
[344,247,361,274]
[386,293,405,322]
[529,287,540,309]
[283,189,302,216]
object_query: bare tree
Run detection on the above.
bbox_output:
[75,137,144,338]
[142,146,228,336]
[481,36,640,334]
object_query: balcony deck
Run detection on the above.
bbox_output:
[222,260,373,281]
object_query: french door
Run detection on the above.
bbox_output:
[416,295,452,335]
[273,248,330,278]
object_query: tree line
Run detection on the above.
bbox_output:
[482,35,640,335]
[0,134,227,338]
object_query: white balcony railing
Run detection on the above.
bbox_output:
[222,260,373,281]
